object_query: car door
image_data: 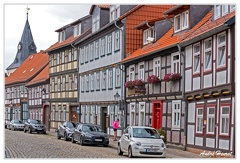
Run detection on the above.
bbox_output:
[121,127,131,151]
[59,122,66,136]
[75,124,82,142]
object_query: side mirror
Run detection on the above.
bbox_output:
[124,133,129,139]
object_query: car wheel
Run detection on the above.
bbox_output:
[103,144,109,147]
[64,132,68,141]
[28,128,32,134]
[43,131,46,134]
[80,136,84,146]
[57,131,61,139]
[128,146,133,158]
[11,126,15,131]
[71,136,76,143]
[117,144,123,155]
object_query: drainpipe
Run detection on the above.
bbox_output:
[114,20,126,133]
[178,43,187,150]
[71,43,80,122]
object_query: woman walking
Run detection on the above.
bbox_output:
[113,118,119,141]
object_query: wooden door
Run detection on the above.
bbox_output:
[44,105,50,131]
[152,101,163,130]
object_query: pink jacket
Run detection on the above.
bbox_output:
[113,120,118,129]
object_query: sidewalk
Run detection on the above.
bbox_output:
[46,129,203,158]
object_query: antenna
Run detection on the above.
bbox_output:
[26,5,30,19]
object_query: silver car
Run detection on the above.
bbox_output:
[8,120,24,131]
[117,126,166,158]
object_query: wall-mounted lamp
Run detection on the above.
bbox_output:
[194,94,202,99]
[203,92,210,98]
[186,95,193,100]
[212,91,219,96]
[221,89,230,95]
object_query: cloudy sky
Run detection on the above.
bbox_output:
[3,3,92,70]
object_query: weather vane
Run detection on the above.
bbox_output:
[26,5,30,14]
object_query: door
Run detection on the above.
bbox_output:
[44,105,50,131]
[101,107,107,133]
[71,106,78,122]
[152,101,163,130]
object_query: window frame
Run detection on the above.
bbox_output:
[101,71,107,90]
[129,65,135,81]
[115,68,121,88]
[172,100,181,130]
[95,41,99,59]
[108,69,113,89]
[114,30,120,51]
[130,102,136,126]
[217,32,226,69]
[171,52,180,73]
[51,78,55,92]
[153,57,161,78]
[100,37,106,57]
[219,104,230,136]
[81,76,85,92]
[107,34,112,55]
[203,38,212,73]
[195,106,204,135]
[138,62,145,80]
[206,105,216,135]
[138,102,145,126]
[96,72,100,91]
[193,43,201,75]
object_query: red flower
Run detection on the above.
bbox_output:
[147,75,160,84]
[163,73,182,82]
[124,81,134,89]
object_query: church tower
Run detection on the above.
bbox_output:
[6,7,37,76]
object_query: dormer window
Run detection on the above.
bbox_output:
[143,28,156,45]
[59,31,65,42]
[214,5,235,20]
[92,14,100,33]
[174,10,189,33]
[73,23,81,37]
[110,5,120,22]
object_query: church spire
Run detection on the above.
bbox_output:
[6,5,37,73]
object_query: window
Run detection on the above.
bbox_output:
[51,78,55,92]
[215,5,221,19]
[174,10,189,33]
[62,52,65,63]
[138,62,144,80]
[204,39,212,71]
[62,77,66,91]
[110,5,120,21]
[96,72,100,90]
[74,75,77,90]
[139,102,145,126]
[143,28,156,45]
[220,105,230,135]
[86,75,89,92]
[222,5,228,16]
[90,43,94,61]
[107,35,112,54]
[115,68,121,87]
[171,52,180,73]
[95,41,99,59]
[153,57,161,78]
[57,78,61,91]
[74,49,77,61]
[69,76,72,91]
[130,103,136,126]
[52,105,56,120]
[100,38,105,56]
[172,100,181,129]
[114,31,120,51]
[90,73,94,91]
[196,107,203,134]
[51,56,54,66]
[58,105,62,121]
[217,33,226,68]
[81,76,85,92]
[85,45,89,63]
[110,106,115,127]
[59,31,65,42]
[129,65,135,81]
[207,107,215,134]
[80,48,84,64]
[63,105,66,121]
[92,14,100,33]
[102,71,107,90]
[230,5,235,11]
[73,23,81,37]
[57,53,60,64]
[68,49,72,62]
[108,70,113,89]
[193,43,200,74]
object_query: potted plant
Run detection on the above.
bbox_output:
[124,81,134,89]
[132,79,144,87]
[147,75,160,92]
[163,73,182,82]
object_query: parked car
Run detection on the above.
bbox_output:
[117,126,166,158]
[23,119,46,134]
[56,121,78,141]
[8,119,24,131]
[71,123,109,147]
[5,119,10,129]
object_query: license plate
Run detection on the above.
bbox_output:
[146,149,158,152]
[95,139,102,142]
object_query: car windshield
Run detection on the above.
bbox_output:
[14,120,23,124]
[133,128,161,139]
[30,120,41,124]
[82,125,102,132]
[67,122,77,128]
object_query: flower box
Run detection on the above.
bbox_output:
[163,73,182,82]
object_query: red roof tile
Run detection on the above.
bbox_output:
[122,10,213,63]
[5,51,49,85]
[26,65,49,86]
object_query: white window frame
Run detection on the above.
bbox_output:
[222,5,229,16]
[68,50,72,62]
[74,75,77,90]
[114,30,120,51]
[204,38,212,71]
[220,105,230,135]
[171,52,180,73]
[61,52,65,63]
[196,107,203,134]
[110,105,115,127]
[81,76,85,92]
[74,49,77,61]
[217,32,226,68]
[85,45,89,63]
[107,35,112,54]
[214,5,221,19]
[207,106,215,134]
[101,38,105,56]
[90,43,94,61]
[58,105,62,121]
[96,72,100,90]
[90,73,94,91]
[62,76,66,91]
[63,105,66,121]
[230,5,235,12]
[193,43,200,74]
[108,69,113,89]
[80,48,84,64]
[172,100,181,129]
[138,102,145,126]
[57,53,60,64]
[57,77,61,91]
[52,105,56,120]
[59,31,65,42]
[115,68,121,87]
[129,65,135,81]
[138,62,145,80]
[86,75,89,92]
[153,57,161,78]
[69,76,72,91]
[92,14,100,33]
[101,71,107,90]
[130,103,136,126]
[182,10,189,30]
[143,28,156,45]
[95,41,99,59]
[174,14,181,33]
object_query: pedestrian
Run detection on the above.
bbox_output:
[113,118,119,141]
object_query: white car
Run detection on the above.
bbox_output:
[117,126,166,158]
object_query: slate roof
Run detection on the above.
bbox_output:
[89,5,110,15]
[5,51,49,85]
[122,10,235,63]
[26,65,49,87]
[6,13,37,70]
